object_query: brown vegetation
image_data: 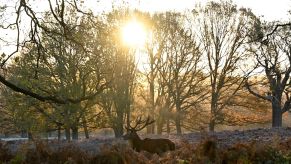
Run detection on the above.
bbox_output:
[1,133,291,163]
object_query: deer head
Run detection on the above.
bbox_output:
[123,116,155,141]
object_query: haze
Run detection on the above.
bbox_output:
[91,0,290,21]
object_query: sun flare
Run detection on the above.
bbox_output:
[122,20,147,48]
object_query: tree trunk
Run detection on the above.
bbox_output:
[113,126,123,138]
[20,130,27,138]
[167,119,170,134]
[148,117,155,134]
[272,102,282,127]
[71,126,78,140]
[65,127,71,141]
[209,119,215,132]
[175,113,182,135]
[126,105,130,133]
[209,98,217,132]
[114,114,124,138]
[57,126,61,141]
[45,131,49,140]
[175,100,182,135]
[147,112,155,134]
[28,132,33,140]
[64,108,71,141]
[157,116,164,135]
[147,53,155,134]
[146,117,155,134]
[82,116,89,139]
[47,130,52,138]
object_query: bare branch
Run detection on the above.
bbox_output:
[245,80,271,102]
[264,23,291,42]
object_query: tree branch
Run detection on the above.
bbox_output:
[0,74,108,104]
[245,80,271,102]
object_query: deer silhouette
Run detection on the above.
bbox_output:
[123,116,175,155]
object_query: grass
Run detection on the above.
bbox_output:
[1,137,291,163]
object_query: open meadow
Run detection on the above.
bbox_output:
[2,128,291,163]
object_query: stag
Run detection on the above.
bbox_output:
[123,117,175,155]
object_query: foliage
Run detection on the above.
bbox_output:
[0,0,289,141]
[95,9,138,137]
[190,1,263,131]
[1,135,291,163]
[1,6,112,140]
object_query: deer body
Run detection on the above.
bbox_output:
[142,138,175,153]
[123,117,175,155]
[124,131,175,154]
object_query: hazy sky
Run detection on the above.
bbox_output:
[91,0,291,21]
[2,0,290,21]
[0,0,290,54]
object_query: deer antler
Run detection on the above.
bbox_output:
[126,116,155,132]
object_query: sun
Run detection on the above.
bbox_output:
[122,20,147,48]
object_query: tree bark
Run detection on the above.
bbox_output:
[114,113,124,138]
[71,126,78,140]
[65,127,70,141]
[175,113,182,135]
[167,119,170,134]
[20,130,27,138]
[28,132,33,140]
[175,100,182,135]
[147,80,155,134]
[82,116,89,139]
[113,126,123,138]
[147,50,156,134]
[209,119,215,132]
[157,116,164,135]
[272,102,282,127]
[209,95,217,132]
[57,126,61,141]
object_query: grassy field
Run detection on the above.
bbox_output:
[1,128,291,163]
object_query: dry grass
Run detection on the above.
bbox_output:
[0,142,13,162]
[1,136,291,163]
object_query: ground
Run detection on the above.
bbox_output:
[1,127,291,163]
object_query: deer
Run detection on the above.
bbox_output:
[123,116,175,155]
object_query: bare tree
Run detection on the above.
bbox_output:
[156,12,207,134]
[191,1,260,131]
[246,26,291,127]
[140,12,207,135]
[142,13,169,134]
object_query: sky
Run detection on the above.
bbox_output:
[90,0,291,21]
[0,0,290,55]
[84,0,291,70]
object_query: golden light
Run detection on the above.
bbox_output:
[122,20,147,48]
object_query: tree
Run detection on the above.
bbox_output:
[0,85,56,139]
[0,0,108,104]
[96,9,137,137]
[246,25,291,127]
[141,12,171,134]
[156,12,207,134]
[191,1,261,131]
[2,7,110,140]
